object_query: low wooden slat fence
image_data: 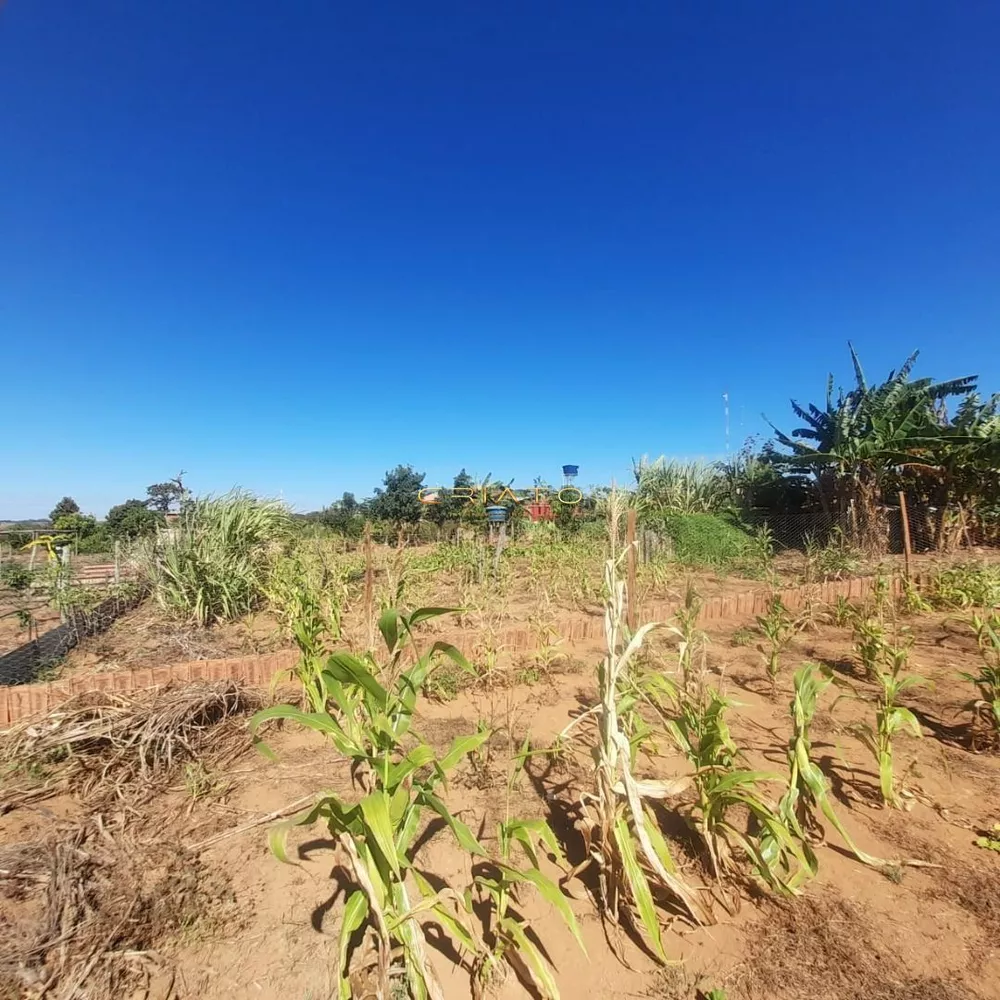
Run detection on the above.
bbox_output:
[0,574,911,727]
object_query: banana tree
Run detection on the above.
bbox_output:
[771,345,977,552]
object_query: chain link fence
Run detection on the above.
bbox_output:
[744,503,1000,555]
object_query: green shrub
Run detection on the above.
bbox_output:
[929,563,1000,609]
[75,526,113,554]
[0,563,34,593]
[648,512,753,569]
[106,499,162,540]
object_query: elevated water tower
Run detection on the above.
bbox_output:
[562,464,579,486]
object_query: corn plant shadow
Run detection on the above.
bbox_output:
[907,705,973,750]
[308,864,350,933]
[813,655,865,681]
[411,867,478,973]
[727,668,776,700]
[409,817,448,859]
[817,753,882,807]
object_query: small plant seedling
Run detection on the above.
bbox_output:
[975,823,1000,852]
[674,585,707,695]
[830,595,856,628]
[853,615,886,680]
[962,613,1000,745]
[768,664,887,871]
[756,597,796,695]
[898,578,931,616]
[465,741,586,999]
[847,642,928,809]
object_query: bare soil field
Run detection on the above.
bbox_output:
[3,590,999,1000]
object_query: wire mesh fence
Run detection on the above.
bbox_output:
[744,503,1000,556]
[0,586,147,686]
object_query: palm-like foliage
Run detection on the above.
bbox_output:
[771,345,977,550]
[919,393,1000,543]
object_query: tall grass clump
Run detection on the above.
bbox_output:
[633,457,728,514]
[141,490,291,626]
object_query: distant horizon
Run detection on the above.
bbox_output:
[0,454,728,521]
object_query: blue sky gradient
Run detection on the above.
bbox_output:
[2,2,998,517]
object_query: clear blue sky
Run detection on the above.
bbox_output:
[2,2,998,518]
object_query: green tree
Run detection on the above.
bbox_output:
[51,511,111,554]
[52,512,97,534]
[146,472,189,513]
[368,465,425,535]
[320,492,364,538]
[49,497,80,523]
[106,499,162,540]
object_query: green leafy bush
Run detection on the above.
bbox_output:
[928,563,1000,610]
[106,499,162,540]
[647,512,753,569]
[75,527,113,554]
[0,563,34,593]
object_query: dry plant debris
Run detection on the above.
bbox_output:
[0,819,231,1000]
[0,681,261,806]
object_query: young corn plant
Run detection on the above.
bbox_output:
[573,549,712,963]
[849,634,928,808]
[463,742,586,999]
[251,607,487,1000]
[868,572,894,620]
[830,595,856,628]
[755,597,796,695]
[272,585,337,712]
[769,665,886,870]
[667,687,811,894]
[898,578,932,616]
[852,615,886,680]
[673,585,706,696]
[962,613,1000,747]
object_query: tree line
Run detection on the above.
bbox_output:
[20,347,1000,555]
[9,475,191,553]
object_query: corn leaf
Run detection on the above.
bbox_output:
[613,815,666,962]
[387,745,437,791]
[326,652,389,710]
[360,790,401,876]
[497,863,587,956]
[378,608,400,653]
[338,890,368,1000]
[420,792,486,856]
[438,730,490,772]
[501,915,560,1000]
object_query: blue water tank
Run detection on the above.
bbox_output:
[485,505,508,523]
[562,465,579,478]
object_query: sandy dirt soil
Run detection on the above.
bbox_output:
[5,599,998,1000]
